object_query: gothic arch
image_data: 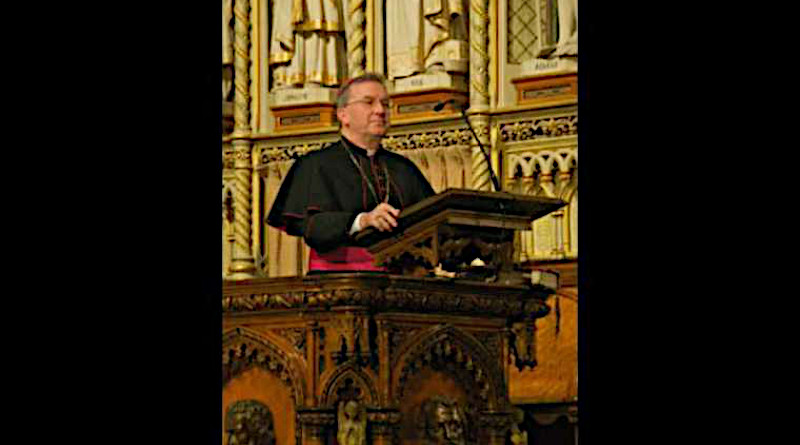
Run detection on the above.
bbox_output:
[553,147,577,174]
[320,363,379,407]
[393,324,505,410]
[222,327,307,406]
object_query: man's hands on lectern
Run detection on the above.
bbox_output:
[360,203,399,232]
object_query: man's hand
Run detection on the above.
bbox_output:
[359,203,400,232]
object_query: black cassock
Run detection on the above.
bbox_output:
[266,137,435,272]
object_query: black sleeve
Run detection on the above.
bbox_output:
[266,154,358,252]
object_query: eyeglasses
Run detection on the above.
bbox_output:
[346,97,392,110]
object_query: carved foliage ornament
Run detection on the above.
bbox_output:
[222,329,304,405]
[223,291,305,311]
[381,129,473,152]
[222,288,550,319]
[272,327,306,354]
[258,141,328,164]
[499,115,577,142]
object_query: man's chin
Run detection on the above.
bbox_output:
[369,127,388,137]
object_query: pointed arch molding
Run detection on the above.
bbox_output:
[320,363,378,408]
[222,327,307,406]
[393,324,507,410]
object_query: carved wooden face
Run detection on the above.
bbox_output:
[226,401,274,445]
[421,397,467,445]
[434,403,465,443]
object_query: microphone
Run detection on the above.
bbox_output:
[434,97,502,192]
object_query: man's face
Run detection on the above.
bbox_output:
[337,81,390,141]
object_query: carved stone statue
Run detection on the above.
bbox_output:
[225,400,275,445]
[337,400,367,445]
[385,0,469,80]
[269,0,347,89]
[419,396,467,445]
[553,0,577,57]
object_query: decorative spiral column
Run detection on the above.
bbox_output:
[469,0,492,191]
[229,0,256,279]
[346,0,366,78]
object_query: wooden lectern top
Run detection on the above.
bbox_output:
[353,188,566,284]
[354,188,566,247]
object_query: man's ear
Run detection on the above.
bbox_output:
[336,107,347,126]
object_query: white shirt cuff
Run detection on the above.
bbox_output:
[350,212,367,235]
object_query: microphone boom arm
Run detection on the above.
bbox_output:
[458,107,502,192]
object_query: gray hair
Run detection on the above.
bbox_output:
[335,72,388,110]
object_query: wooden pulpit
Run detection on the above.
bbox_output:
[223,189,567,444]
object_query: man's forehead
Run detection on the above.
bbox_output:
[349,81,388,97]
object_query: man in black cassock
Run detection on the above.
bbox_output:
[266,73,435,272]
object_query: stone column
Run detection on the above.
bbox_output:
[469,0,493,191]
[229,0,257,279]
[346,0,366,78]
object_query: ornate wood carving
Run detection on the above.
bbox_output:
[222,278,551,320]
[222,327,306,406]
[418,395,471,444]
[499,115,578,142]
[321,364,378,408]
[223,275,556,443]
[510,320,538,371]
[272,327,306,354]
[395,325,505,409]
